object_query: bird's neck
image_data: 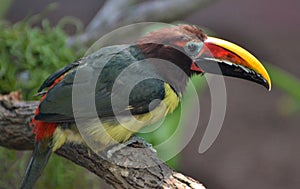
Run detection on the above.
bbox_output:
[133,43,192,95]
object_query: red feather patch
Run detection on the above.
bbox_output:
[31,108,57,141]
[31,75,64,141]
[32,119,57,141]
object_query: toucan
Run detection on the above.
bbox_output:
[20,24,271,189]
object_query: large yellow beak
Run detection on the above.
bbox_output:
[195,36,271,90]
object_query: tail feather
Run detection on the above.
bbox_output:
[20,140,52,189]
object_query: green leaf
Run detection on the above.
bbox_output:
[266,63,300,102]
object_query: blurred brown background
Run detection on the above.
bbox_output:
[5,0,300,188]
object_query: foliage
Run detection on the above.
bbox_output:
[266,64,300,103]
[0,148,31,189]
[0,19,79,100]
[266,64,300,114]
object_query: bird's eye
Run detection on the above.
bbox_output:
[184,41,204,56]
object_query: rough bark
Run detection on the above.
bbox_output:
[0,92,205,189]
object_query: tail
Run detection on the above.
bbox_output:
[19,139,52,189]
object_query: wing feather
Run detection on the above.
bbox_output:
[36,45,166,123]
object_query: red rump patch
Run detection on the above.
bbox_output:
[32,121,57,141]
[31,108,57,141]
[31,75,64,141]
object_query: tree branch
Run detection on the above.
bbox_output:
[67,0,216,46]
[0,92,205,189]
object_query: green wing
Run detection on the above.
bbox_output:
[36,45,166,122]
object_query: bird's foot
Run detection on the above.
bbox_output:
[126,135,152,148]
[106,136,155,158]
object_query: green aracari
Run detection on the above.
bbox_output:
[20,24,271,189]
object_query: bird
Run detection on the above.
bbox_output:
[20,24,271,189]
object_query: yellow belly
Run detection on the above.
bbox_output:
[52,83,180,151]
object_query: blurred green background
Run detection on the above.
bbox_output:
[0,0,299,189]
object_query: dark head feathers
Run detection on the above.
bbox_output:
[137,24,207,45]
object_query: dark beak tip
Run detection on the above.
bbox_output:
[263,82,271,91]
[259,77,271,91]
